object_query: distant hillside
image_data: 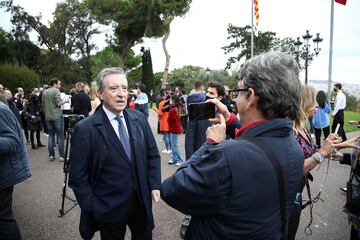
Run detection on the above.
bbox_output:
[309,80,360,98]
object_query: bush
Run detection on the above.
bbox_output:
[0,63,40,96]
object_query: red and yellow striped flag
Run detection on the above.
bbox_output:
[254,0,260,27]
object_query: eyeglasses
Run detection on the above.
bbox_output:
[228,88,248,99]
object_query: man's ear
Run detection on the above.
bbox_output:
[247,88,259,108]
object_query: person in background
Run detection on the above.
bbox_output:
[332,83,347,141]
[42,78,69,162]
[26,94,45,149]
[156,92,171,154]
[313,90,331,149]
[39,85,49,136]
[167,94,184,166]
[71,82,91,117]
[288,85,339,240]
[149,89,154,109]
[60,88,72,137]
[0,100,31,240]
[0,83,4,93]
[4,89,21,126]
[135,83,149,118]
[179,90,188,134]
[69,67,161,240]
[15,89,29,144]
[89,84,101,115]
[332,136,360,240]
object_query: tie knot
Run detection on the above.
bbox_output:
[116,115,123,122]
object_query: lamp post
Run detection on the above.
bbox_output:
[293,30,323,85]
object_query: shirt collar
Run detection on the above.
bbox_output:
[235,119,268,137]
[102,105,124,121]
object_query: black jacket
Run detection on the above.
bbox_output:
[71,91,91,117]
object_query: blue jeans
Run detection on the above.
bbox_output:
[47,116,65,158]
[163,131,171,151]
[170,133,184,163]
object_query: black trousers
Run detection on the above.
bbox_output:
[332,109,347,141]
[314,126,330,149]
[30,129,41,146]
[0,186,22,240]
[98,195,151,240]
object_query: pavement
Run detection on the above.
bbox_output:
[12,110,360,240]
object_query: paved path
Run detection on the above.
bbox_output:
[12,110,359,239]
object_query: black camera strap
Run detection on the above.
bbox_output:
[239,136,287,239]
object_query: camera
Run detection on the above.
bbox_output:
[64,114,84,128]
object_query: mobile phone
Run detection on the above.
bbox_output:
[334,123,340,134]
[188,102,215,121]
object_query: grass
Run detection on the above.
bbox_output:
[308,111,360,133]
[306,111,360,133]
[334,111,360,133]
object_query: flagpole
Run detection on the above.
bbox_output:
[327,0,335,101]
[251,0,254,58]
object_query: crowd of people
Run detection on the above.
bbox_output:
[0,51,359,240]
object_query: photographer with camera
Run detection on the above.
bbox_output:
[26,94,45,149]
[161,52,304,239]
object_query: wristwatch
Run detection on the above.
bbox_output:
[312,151,325,164]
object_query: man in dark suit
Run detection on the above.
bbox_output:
[71,82,91,117]
[69,67,161,240]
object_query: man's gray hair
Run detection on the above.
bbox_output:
[96,67,127,91]
[239,51,301,120]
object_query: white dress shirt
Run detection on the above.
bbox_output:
[102,105,129,140]
[332,90,346,116]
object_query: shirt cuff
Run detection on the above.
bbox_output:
[226,113,236,126]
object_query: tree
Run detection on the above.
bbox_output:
[222,24,294,69]
[168,65,204,92]
[0,63,40,94]
[84,0,191,66]
[140,47,155,91]
[1,0,100,82]
[90,47,141,79]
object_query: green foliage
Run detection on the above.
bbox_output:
[0,63,40,94]
[84,0,191,64]
[141,47,154,91]
[0,27,13,64]
[127,66,142,89]
[38,51,87,87]
[90,47,141,79]
[222,24,295,69]
[1,0,100,82]
[343,90,359,111]
[329,111,360,133]
[168,65,204,92]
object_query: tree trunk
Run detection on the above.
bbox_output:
[161,29,171,89]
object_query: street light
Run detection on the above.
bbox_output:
[293,30,323,85]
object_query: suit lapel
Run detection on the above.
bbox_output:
[101,108,131,163]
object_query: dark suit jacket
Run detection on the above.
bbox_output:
[68,105,161,239]
[71,91,91,117]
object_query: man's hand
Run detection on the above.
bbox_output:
[206,98,230,123]
[206,114,226,143]
[151,190,160,203]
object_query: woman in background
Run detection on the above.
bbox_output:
[313,90,331,149]
[288,85,338,240]
[167,94,184,166]
[26,94,45,149]
[89,85,101,115]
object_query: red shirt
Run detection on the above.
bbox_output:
[168,107,182,134]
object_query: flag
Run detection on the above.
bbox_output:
[253,0,260,36]
[335,0,347,5]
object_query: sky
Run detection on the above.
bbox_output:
[0,0,359,85]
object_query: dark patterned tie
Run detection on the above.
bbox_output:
[115,115,131,160]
